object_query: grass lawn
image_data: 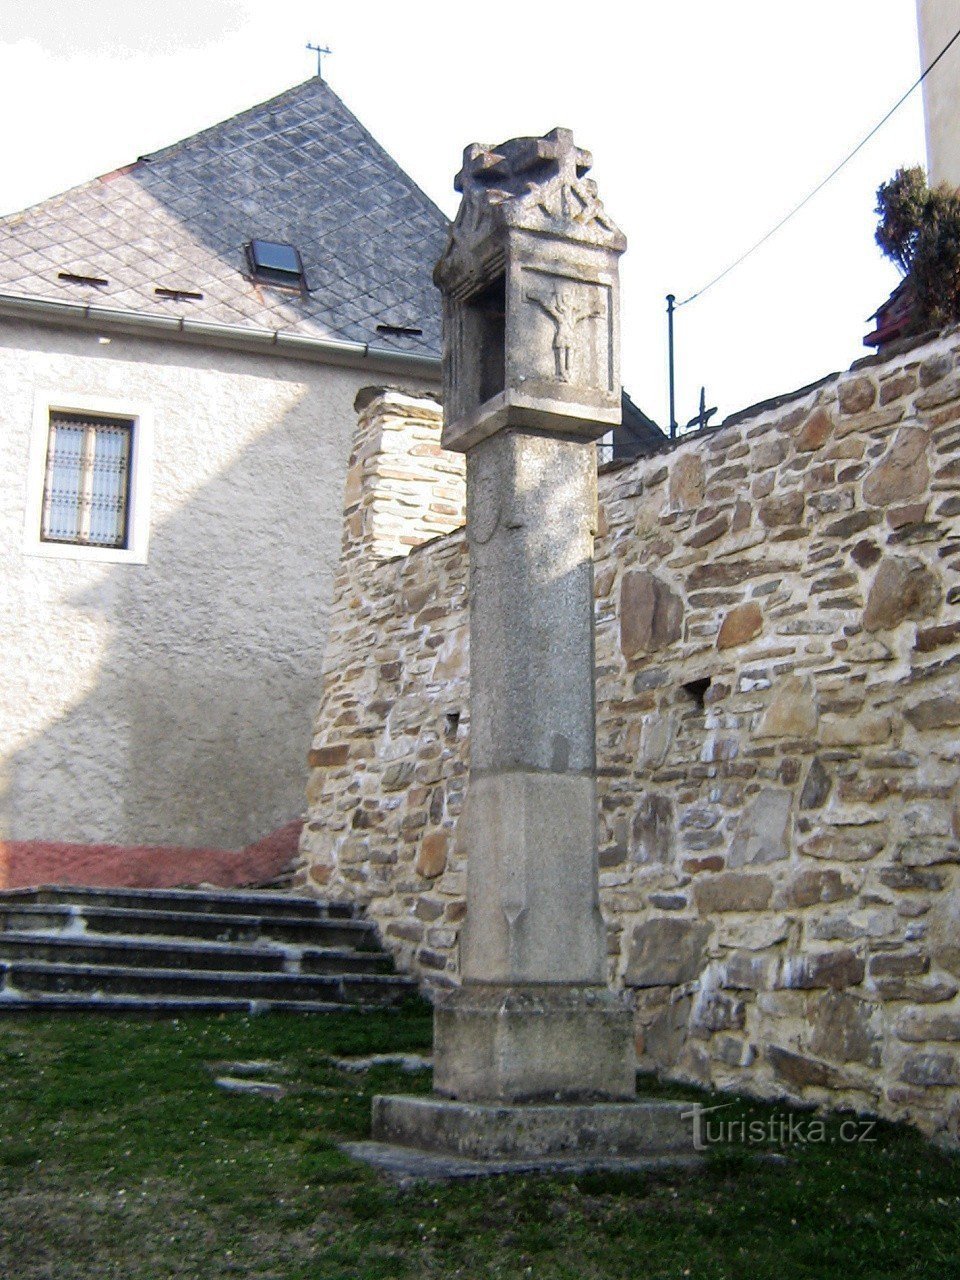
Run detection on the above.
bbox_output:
[0,1002,957,1279]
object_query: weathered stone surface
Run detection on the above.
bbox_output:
[862,426,930,506]
[851,539,882,568]
[796,407,834,451]
[780,949,865,989]
[433,984,636,1103]
[756,675,818,739]
[809,991,879,1065]
[717,602,763,650]
[899,1053,960,1087]
[838,375,877,415]
[687,515,729,548]
[382,761,416,791]
[641,994,692,1071]
[868,951,929,978]
[308,744,350,768]
[624,917,712,987]
[904,696,960,731]
[820,713,892,746]
[914,621,960,652]
[767,1045,837,1089]
[694,873,773,913]
[801,830,885,862]
[799,758,831,810]
[692,992,746,1034]
[880,866,946,891]
[728,788,792,867]
[370,1092,694,1163]
[631,793,674,864]
[669,452,705,511]
[416,831,449,879]
[863,556,941,631]
[620,571,683,655]
[896,1012,960,1042]
[457,772,606,986]
[782,869,853,908]
[759,491,805,527]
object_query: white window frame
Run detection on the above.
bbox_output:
[23,391,154,564]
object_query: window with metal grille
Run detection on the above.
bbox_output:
[41,412,133,548]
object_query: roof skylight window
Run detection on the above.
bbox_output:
[245,239,305,289]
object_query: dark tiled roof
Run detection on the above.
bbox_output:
[616,390,666,457]
[0,78,447,357]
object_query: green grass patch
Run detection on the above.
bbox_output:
[0,1004,956,1278]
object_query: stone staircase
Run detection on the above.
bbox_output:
[0,885,418,1015]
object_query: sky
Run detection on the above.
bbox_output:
[0,0,932,429]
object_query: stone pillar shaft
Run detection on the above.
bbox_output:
[459,430,606,986]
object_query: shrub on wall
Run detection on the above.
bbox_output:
[876,165,960,333]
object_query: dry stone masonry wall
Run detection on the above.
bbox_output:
[298,331,960,1143]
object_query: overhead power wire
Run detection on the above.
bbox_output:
[676,22,960,309]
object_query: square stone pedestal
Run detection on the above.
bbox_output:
[433,983,636,1103]
[342,1094,700,1182]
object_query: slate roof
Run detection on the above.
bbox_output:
[0,78,448,357]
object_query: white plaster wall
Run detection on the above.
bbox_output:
[917,0,960,188]
[0,318,437,848]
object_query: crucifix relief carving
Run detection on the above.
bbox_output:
[526,284,602,383]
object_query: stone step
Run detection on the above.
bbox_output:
[0,885,413,1017]
[0,904,381,950]
[0,992,357,1017]
[0,885,352,921]
[0,932,393,976]
[0,960,417,1004]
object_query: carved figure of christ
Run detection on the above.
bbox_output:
[526,285,602,381]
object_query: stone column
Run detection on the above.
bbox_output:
[428,129,635,1103]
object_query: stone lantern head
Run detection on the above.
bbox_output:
[433,127,627,453]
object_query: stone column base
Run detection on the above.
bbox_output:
[433,982,636,1103]
[350,1094,699,1180]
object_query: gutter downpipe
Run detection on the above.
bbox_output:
[0,292,441,380]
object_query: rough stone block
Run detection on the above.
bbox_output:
[779,949,865,990]
[456,771,606,985]
[862,426,930,506]
[899,1053,960,1087]
[433,983,636,1103]
[694,873,773,913]
[624,917,711,987]
[728,788,792,867]
[863,556,941,632]
[370,1094,694,1162]
[756,675,818,739]
[620,571,683,655]
[767,1044,838,1089]
[809,991,879,1065]
[717,603,763,650]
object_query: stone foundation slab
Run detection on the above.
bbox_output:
[368,1094,696,1167]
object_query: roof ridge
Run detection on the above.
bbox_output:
[309,81,449,225]
[1,77,448,231]
[0,79,334,225]
[144,76,329,164]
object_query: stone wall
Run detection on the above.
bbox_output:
[298,330,960,1144]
